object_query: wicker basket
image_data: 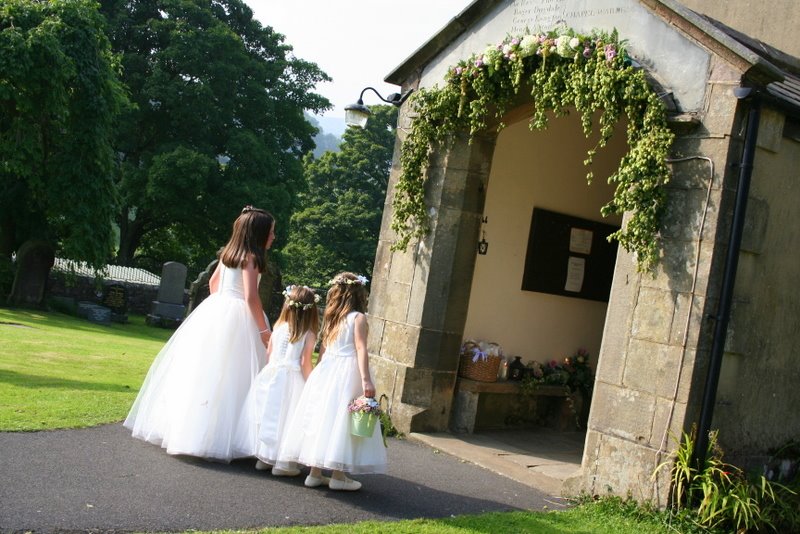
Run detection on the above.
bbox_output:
[458,352,502,382]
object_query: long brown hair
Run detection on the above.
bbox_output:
[275,285,320,343]
[321,272,368,347]
[219,206,274,272]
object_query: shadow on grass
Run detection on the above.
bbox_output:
[0,368,137,392]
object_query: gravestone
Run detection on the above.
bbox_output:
[102,283,129,323]
[186,259,218,316]
[9,240,55,307]
[147,262,187,328]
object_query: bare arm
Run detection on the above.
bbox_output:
[353,313,374,398]
[208,262,222,294]
[265,332,274,365]
[300,331,316,380]
[242,258,270,346]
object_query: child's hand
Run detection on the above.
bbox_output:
[362,379,375,398]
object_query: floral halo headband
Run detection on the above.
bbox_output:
[282,285,321,310]
[328,274,369,287]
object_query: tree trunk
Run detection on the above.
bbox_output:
[116,210,146,266]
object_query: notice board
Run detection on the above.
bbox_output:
[521,208,619,302]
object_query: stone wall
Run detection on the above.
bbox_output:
[712,106,800,467]
[47,271,182,315]
[369,104,497,432]
[564,54,748,504]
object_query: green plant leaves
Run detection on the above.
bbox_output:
[392,27,674,272]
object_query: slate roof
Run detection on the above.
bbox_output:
[53,258,160,286]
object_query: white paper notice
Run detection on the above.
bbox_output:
[569,227,593,255]
[565,256,585,292]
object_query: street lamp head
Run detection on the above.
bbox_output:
[344,87,414,128]
[344,99,370,129]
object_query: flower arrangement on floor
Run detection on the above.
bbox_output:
[392,25,673,272]
[517,348,594,430]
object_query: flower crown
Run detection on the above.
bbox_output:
[328,274,369,287]
[282,285,320,310]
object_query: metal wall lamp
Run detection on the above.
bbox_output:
[344,87,414,128]
[477,216,489,255]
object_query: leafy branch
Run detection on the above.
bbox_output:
[391,27,674,272]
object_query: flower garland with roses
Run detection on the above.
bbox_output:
[391,27,674,272]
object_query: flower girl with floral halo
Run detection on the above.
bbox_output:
[232,285,319,475]
[277,272,387,491]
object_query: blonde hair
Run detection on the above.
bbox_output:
[321,272,368,347]
[219,206,274,272]
[275,285,319,343]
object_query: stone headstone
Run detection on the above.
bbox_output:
[186,259,218,316]
[157,262,187,304]
[102,283,129,323]
[9,240,55,307]
[86,304,112,325]
[148,261,187,328]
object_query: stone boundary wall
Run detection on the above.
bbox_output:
[47,271,188,315]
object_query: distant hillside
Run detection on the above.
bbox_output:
[306,113,342,158]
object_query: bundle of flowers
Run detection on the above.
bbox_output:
[347,395,383,416]
[522,348,594,394]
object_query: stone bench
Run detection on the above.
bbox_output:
[449,378,583,433]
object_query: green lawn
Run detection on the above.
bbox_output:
[0,306,694,534]
[0,306,171,431]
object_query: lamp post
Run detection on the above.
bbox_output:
[344,87,414,128]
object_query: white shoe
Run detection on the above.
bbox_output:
[272,466,301,477]
[304,474,331,488]
[255,460,272,471]
[329,476,362,491]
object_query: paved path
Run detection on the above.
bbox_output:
[0,424,560,532]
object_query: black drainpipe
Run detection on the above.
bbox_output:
[691,88,761,471]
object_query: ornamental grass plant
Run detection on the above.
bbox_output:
[655,429,799,533]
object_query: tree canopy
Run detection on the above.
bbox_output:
[99,0,331,272]
[282,105,397,287]
[0,0,126,267]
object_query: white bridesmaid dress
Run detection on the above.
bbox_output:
[232,322,309,464]
[277,311,387,475]
[124,264,266,461]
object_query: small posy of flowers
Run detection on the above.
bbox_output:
[282,285,320,310]
[347,395,383,416]
[329,274,369,286]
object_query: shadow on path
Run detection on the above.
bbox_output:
[0,423,553,533]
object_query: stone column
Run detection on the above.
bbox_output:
[368,105,497,433]
[564,55,744,504]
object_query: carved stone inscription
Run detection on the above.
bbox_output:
[511,0,633,34]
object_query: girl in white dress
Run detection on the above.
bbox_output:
[124,206,275,461]
[277,272,387,491]
[232,284,319,475]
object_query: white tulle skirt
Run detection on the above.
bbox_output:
[277,354,387,475]
[123,292,265,461]
[232,364,305,464]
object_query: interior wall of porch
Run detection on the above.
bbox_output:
[462,113,625,363]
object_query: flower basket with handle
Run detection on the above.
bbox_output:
[458,340,502,382]
[348,396,382,438]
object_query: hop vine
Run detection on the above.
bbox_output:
[391,27,674,272]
